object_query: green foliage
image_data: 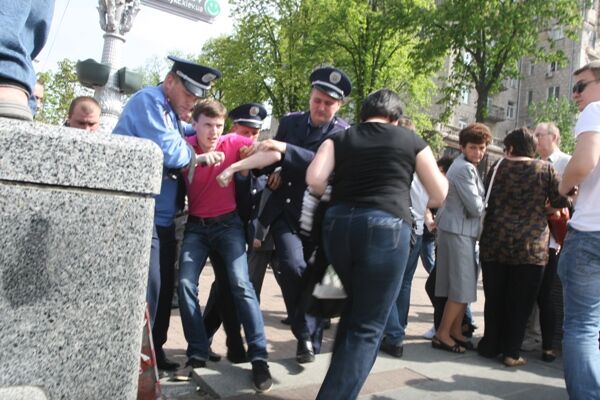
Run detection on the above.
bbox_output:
[37,59,90,125]
[198,0,437,127]
[528,97,578,154]
[416,0,584,122]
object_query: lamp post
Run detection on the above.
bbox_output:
[95,0,141,132]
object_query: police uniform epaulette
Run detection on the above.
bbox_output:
[334,118,350,128]
[284,111,305,118]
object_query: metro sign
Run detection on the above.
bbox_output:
[141,0,221,23]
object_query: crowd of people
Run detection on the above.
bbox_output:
[2,3,600,399]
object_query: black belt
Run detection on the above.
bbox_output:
[187,211,237,226]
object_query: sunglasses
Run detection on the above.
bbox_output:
[572,79,600,94]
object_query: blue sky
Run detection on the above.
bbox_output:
[36,0,233,72]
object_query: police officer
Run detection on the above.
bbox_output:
[202,103,270,363]
[113,56,221,371]
[256,67,352,363]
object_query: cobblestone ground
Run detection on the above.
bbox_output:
[159,262,486,399]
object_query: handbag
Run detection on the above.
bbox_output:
[548,207,570,246]
[479,158,503,239]
[305,244,347,319]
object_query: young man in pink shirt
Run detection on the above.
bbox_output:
[177,100,272,393]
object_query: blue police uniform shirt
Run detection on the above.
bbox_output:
[113,84,193,227]
[259,111,349,230]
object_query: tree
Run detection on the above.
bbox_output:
[37,59,91,125]
[197,0,330,118]
[416,0,585,122]
[308,0,436,121]
[200,0,438,139]
[529,97,578,154]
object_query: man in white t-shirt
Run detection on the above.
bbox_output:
[557,60,600,399]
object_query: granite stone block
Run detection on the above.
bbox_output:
[0,118,163,195]
[0,119,161,399]
[0,386,48,400]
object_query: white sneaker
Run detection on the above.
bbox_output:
[423,325,436,340]
[520,337,541,352]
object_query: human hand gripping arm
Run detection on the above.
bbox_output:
[415,146,448,209]
[216,149,282,187]
[559,132,600,196]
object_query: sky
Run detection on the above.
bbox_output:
[36,0,233,73]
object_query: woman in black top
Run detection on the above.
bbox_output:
[306,89,448,400]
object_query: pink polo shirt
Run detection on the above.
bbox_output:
[185,133,253,218]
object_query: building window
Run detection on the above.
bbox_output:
[487,97,493,108]
[528,90,534,106]
[507,101,515,119]
[460,87,469,104]
[529,63,535,76]
[508,78,518,89]
[548,86,560,100]
[458,118,468,129]
[549,61,559,72]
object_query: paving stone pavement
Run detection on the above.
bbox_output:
[159,262,567,400]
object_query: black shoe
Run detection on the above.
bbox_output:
[380,341,404,358]
[227,350,249,364]
[462,323,477,338]
[185,358,206,369]
[155,349,180,371]
[281,317,291,325]
[208,347,222,362]
[542,350,557,362]
[296,340,315,364]
[251,360,273,393]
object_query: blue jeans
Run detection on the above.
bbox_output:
[0,0,54,109]
[383,234,423,346]
[178,214,268,361]
[317,205,411,400]
[558,227,600,400]
[420,235,436,273]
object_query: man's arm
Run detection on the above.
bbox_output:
[113,92,193,169]
[559,132,600,195]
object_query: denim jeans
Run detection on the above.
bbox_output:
[558,227,600,400]
[420,235,436,273]
[317,205,411,400]
[178,214,268,361]
[0,0,54,109]
[383,234,423,346]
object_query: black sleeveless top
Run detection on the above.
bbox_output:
[330,122,427,222]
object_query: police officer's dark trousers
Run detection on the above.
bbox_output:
[152,224,177,357]
[271,216,324,352]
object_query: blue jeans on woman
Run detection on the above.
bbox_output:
[558,227,600,400]
[383,234,423,346]
[316,205,411,400]
[0,0,54,108]
[178,214,268,362]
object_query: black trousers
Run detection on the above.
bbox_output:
[538,248,559,351]
[478,261,544,359]
[152,224,177,355]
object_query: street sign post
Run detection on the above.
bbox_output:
[141,0,221,23]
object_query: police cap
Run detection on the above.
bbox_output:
[168,55,221,97]
[309,67,352,100]
[229,103,268,128]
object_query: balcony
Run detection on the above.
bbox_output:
[483,105,506,122]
